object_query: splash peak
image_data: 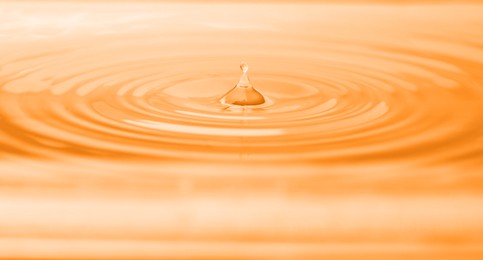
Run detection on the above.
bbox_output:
[220,62,266,106]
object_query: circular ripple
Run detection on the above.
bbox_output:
[1,6,483,168]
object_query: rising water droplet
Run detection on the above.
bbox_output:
[220,62,266,106]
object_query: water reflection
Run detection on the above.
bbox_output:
[0,2,483,259]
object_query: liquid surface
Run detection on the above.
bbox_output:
[1,2,483,259]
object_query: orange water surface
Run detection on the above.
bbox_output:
[1,1,483,259]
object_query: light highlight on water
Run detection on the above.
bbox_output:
[1,1,483,259]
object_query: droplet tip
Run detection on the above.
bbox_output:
[240,62,248,73]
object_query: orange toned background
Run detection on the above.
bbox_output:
[1,1,483,259]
